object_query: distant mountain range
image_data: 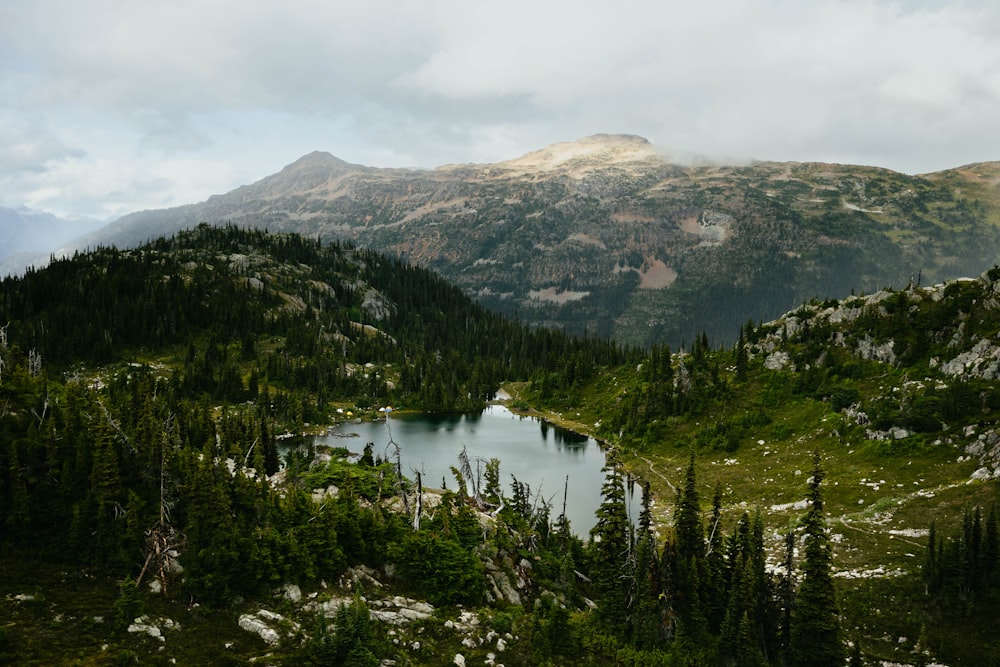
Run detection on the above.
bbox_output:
[55,135,1000,346]
[0,206,103,276]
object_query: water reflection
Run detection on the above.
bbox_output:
[311,404,633,535]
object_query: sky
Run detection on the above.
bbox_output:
[2,0,1000,226]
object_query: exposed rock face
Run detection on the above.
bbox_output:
[855,336,897,365]
[938,337,1000,379]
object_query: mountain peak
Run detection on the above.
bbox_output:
[247,151,365,195]
[499,134,661,173]
[284,151,354,170]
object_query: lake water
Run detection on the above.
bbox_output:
[312,404,640,536]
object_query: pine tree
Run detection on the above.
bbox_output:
[672,453,708,641]
[777,529,796,658]
[736,610,766,667]
[734,328,749,381]
[789,452,844,666]
[4,439,30,533]
[630,481,661,649]
[985,504,998,583]
[588,453,632,631]
[113,576,144,633]
[675,453,703,562]
[705,485,728,633]
[849,638,864,667]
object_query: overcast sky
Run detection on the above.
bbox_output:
[2,0,1000,224]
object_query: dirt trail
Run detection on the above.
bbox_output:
[637,454,677,492]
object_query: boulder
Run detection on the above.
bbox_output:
[278,583,302,604]
[763,351,791,371]
[238,614,280,645]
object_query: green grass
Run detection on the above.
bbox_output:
[0,553,267,666]
[520,343,1000,665]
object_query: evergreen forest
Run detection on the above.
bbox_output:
[1,224,998,666]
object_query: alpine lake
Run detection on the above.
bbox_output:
[306,404,642,536]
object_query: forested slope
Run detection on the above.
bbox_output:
[523,270,1000,665]
[2,225,999,665]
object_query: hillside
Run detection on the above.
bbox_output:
[75,135,1000,348]
[526,267,1000,665]
[1,227,999,665]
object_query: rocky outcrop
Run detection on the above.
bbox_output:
[127,615,180,643]
[238,609,300,646]
[934,337,1000,380]
[763,351,791,371]
[368,596,435,625]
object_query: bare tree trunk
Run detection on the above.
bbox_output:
[137,414,184,597]
[412,471,422,531]
[385,415,409,514]
[459,446,483,508]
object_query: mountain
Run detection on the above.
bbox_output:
[0,206,102,275]
[77,135,1000,347]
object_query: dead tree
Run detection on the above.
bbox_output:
[458,445,484,508]
[136,415,185,596]
[412,471,422,531]
[27,348,41,377]
[383,412,409,514]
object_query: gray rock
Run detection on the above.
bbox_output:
[764,351,791,371]
[238,614,280,645]
[491,571,521,606]
[128,615,167,642]
[971,467,995,481]
[279,583,302,604]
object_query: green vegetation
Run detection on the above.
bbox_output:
[1,225,999,664]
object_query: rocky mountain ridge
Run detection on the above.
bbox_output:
[74,134,1000,347]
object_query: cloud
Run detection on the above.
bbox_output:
[1,0,999,221]
[0,115,87,175]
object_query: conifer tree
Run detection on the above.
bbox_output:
[588,452,632,631]
[776,530,795,655]
[734,328,749,381]
[789,452,844,666]
[630,481,661,648]
[4,439,30,533]
[985,504,998,583]
[705,485,728,633]
[849,639,864,667]
[671,453,708,642]
[675,453,703,562]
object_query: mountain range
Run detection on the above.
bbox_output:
[45,135,1000,346]
[0,206,102,276]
